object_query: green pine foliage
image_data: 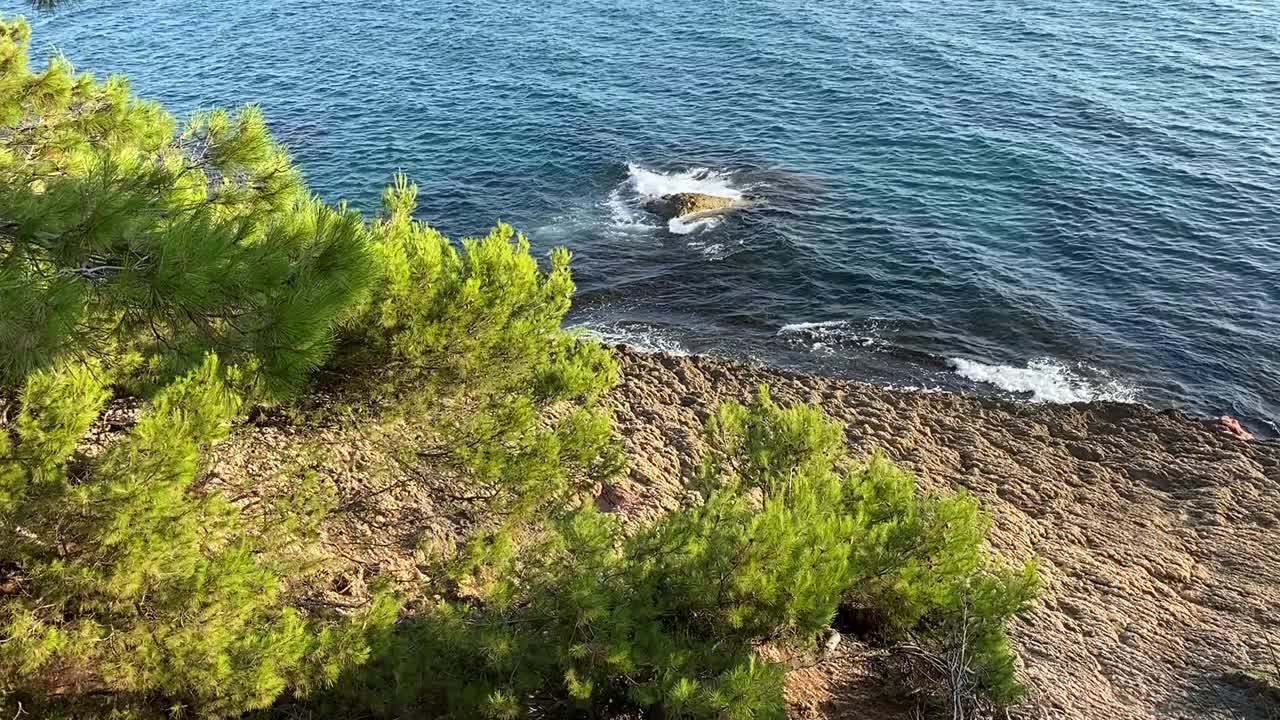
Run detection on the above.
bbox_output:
[842,453,1039,703]
[2,15,622,717]
[337,174,622,561]
[0,358,397,718]
[322,389,1037,719]
[319,504,792,720]
[672,389,1039,705]
[347,174,614,400]
[0,16,373,398]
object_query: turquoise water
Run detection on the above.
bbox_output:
[11,0,1280,434]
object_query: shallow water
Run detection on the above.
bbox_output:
[12,0,1280,434]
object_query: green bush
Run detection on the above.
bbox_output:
[694,389,1038,705]
[0,358,397,719]
[322,389,1037,719]
[335,174,622,563]
[843,453,1039,704]
[317,504,790,720]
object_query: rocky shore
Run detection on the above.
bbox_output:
[200,344,1278,719]
[604,346,1280,719]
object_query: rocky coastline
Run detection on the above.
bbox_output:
[201,343,1279,719]
[604,345,1279,719]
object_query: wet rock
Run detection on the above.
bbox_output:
[642,192,736,220]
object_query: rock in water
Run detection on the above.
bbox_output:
[642,192,736,220]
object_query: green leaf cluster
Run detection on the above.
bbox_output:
[339,173,622,559]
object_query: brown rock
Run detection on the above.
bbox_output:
[642,192,736,220]
[595,481,641,514]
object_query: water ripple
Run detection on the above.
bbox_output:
[16,0,1280,435]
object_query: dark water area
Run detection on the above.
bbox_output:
[10,0,1279,435]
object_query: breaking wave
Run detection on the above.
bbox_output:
[948,357,1139,404]
[605,163,748,235]
[576,320,689,355]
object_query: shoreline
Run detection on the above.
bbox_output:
[578,317,1275,441]
[201,342,1278,719]
[605,344,1280,719]
[602,342,1271,443]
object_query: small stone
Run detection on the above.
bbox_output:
[821,628,841,657]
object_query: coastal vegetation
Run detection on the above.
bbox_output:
[0,15,1037,719]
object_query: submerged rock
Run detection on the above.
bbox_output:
[642,192,737,220]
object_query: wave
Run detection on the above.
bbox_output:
[777,319,884,353]
[625,163,744,200]
[603,187,657,230]
[606,163,750,236]
[948,357,1138,404]
[777,323,1138,406]
[668,214,724,235]
[576,321,689,355]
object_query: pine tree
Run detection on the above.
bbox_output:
[0,18,396,716]
[0,358,397,718]
[0,16,372,398]
[335,174,622,562]
[3,15,624,716]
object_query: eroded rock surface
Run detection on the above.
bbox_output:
[642,191,737,219]
[606,346,1280,720]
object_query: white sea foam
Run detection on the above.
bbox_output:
[625,163,744,200]
[777,320,880,352]
[668,214,724,235]
[778,320,853,333]
[885,383,947,394]
[578,321,689,355]
[948,357,1138,404]
[603,186,655,230]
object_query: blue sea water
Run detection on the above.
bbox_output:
[10,0,1280,435]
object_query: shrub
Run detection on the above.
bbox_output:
[334,174,622,563]
[322,389,1037,719]
[688,389,1039,705]
[0,358,397,718]
[318,504,789,720]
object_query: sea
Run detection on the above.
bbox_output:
[10,0,1279,436]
